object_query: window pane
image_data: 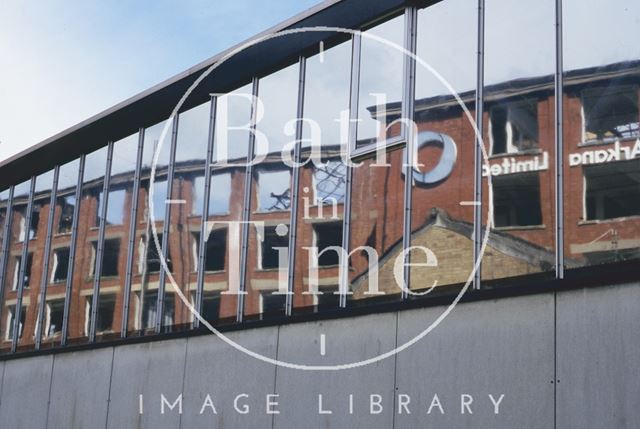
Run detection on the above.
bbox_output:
[293,40,351,315]
[66,146,108,344]
[214,84,253,163]
[124,120,172,335]
[40,159,79,349]
[244,64,298,321]
[349,152,405,306]
[563,0,640,270]
[356,14,405,149]
[0,179,30,352]
[163,101,210,333]
[16,171,54,351]
[408,0,476,294]
[481,0,556,282]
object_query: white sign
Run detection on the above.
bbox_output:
[569,139,640,167]
[482,151,549,177]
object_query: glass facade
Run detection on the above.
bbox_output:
[0,0,638,353]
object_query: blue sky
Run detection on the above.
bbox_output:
[0,0,320,162]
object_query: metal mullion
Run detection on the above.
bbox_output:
[401,6,417,300]
[554,0,564,279]
[121,128,145,337]
[236,77,260,323]
[154,115,180,333]
[194,96,217,328]
[89,142,114,342]
[35,165,60,350]
[472,0,485,290]
[61,154,85,346]
[12,176,36,352]
[0,186,15,333]
[339,33,361,308]
[285,56,306,317]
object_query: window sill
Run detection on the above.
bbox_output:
[252,210,291,215]
[579,215,640,225]
[191,270,226,275]
[578,136,640,148]
[54,232,72,237]
[351,136,405,162]
[188,213,230,219]
[488,149,542,159]
[492,224,546,232]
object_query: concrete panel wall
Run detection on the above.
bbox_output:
[0,355,52,429]
[47,348,113,429]
[395,295,555,429]
[0,285,638,428]
[556,282,640,429]
[181,327,279,429]
[107,339,187,429]
[273,313,397,429]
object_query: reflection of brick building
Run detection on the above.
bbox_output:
[1,59,639,352]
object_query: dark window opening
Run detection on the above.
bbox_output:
[53,248,70,283]
[201,292,221,322]
[491,100,539,155]
[197,229,227,272]
[29,206,40,239]
[93,239,120,277]
[57,195,76,234]
[583,86,640,141]
[102,239,120,277]
[493,173,543,227]
[314,222,343,266]
[260,292,286,315]
[145,234,171,273]
[140,292,174,330]
[6,305,26,340]
[585,160,640,221]
[261,226,289,269]
[13,254,33,290]
[47,299,65,337]
[95,295,116,333]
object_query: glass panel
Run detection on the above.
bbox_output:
[199,84,251,325]
[292,40,351,314]
[563,0,640,270]
[41,159,80,349]
[163,101,210,333]
[407,0,476,295]
[481,0,556,282]
[66,147,108,344]
[244,64,298,321]
[125,119,173,335]
[356,14,405,149]
[349,151,405,307]
[0,179,30,353]
[214,83,254,163]
[192,172,231,217]
[88,133,139,341]
[16,171,54,351]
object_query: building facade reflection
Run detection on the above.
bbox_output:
[0,0,638,354]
